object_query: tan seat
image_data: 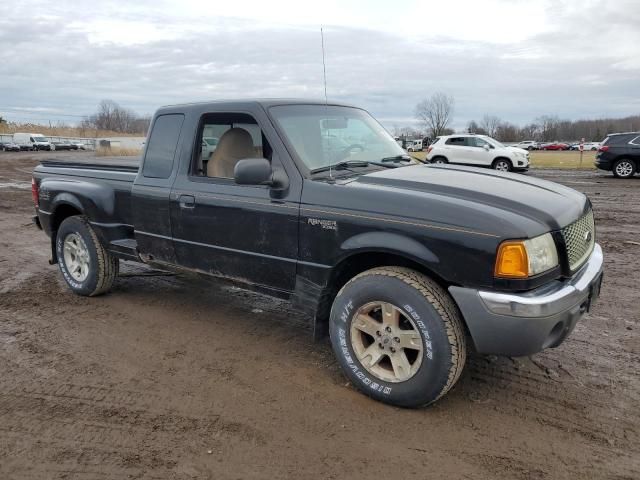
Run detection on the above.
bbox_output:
[207,128,255,178]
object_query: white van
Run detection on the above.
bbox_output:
[407,139,423,152]
[13,133,52,151]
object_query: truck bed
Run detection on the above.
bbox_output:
[33,156,140,260]
[40,156,140,172]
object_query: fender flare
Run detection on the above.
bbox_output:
[45,179,116,219]
[339,231,440,271]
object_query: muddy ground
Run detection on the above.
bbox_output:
[0,151,638,479]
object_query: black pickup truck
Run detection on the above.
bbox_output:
[32,100,604,407]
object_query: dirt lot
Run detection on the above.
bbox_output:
[1,151,638,479]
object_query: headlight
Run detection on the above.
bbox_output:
[495,233,558,278]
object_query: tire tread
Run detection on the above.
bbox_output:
[60,216,118,296]
[337,266,466,405]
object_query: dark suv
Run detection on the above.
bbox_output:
[595,132,640,178]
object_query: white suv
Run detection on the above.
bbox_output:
[426,134,529,172]
[513,140,539,150]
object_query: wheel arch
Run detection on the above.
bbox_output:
[309,236,453,340]
[492,156,512,165]
[49,200,84,263]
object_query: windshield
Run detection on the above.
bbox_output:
[484,136,506,148]
[269,105,406,172]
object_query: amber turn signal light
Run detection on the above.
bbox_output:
[495,241,529,278]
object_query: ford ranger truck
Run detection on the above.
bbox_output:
[32,100,604,407]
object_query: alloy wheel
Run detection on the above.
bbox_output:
[63,233,90,282]
[350,301,424,383]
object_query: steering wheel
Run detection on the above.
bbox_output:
[340,144,364,158]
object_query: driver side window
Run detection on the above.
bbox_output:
[192,113,271,179]
[468,137,489,148]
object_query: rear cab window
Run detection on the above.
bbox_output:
[142,114,185,179]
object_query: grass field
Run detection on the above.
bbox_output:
[411,150,597,169]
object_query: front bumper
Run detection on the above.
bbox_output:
[449,243,603,356]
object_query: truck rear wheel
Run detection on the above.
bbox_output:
[329,267,466,408]
[56,215,119,296]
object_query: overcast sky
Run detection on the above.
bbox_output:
[1,0,638,130]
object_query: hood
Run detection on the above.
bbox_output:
[352,164,588,239]
[507,146,528,154]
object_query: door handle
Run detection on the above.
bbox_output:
[178,194,195,208]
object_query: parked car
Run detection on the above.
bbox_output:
[71,142,86,150]
[1,141,21,152]
[541,142,569,151]
[513,140,539,150]
[595,131,640,178]
[425,134,529,171]
[51,141,74,151]
[32,99,602,408]
[569,142,600,151]
[13,133,52,151]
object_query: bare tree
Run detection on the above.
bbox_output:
[495,122,519,142]
[467,120,487,135]
[85,99,147,134]
[415,92,454,138]
[480,115,501,138]
[519,123,540,140]
[536,115,561,142]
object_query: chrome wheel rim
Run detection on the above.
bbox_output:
[63,233,90,282]
[615,161,633,177]
[495,161,509,171]
[350,302,424,383]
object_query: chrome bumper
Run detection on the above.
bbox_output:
[449,244,604,356]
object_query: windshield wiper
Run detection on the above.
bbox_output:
[380,155,413,163]
[311,160,397,175]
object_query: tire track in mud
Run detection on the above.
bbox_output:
[0,380,268,479]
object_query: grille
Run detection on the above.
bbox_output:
[561,210,595,271]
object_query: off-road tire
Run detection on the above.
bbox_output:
[329,267,466,408]
[56,215,119,296]
[612,158,635,179]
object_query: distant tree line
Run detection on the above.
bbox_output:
[81,100,151,134]
[467,114,640,142]
[413,93,639,142]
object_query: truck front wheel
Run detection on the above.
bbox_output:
[56,215,119,296]
[329,267,466,408]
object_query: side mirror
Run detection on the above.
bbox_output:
[234,158,273,185]
[483,144,490,151]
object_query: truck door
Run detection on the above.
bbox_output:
[131,113,185,264]
[170,107,302,293]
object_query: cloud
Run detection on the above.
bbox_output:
[0,0,638,129]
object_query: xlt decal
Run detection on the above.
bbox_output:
[307,217,337,231]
